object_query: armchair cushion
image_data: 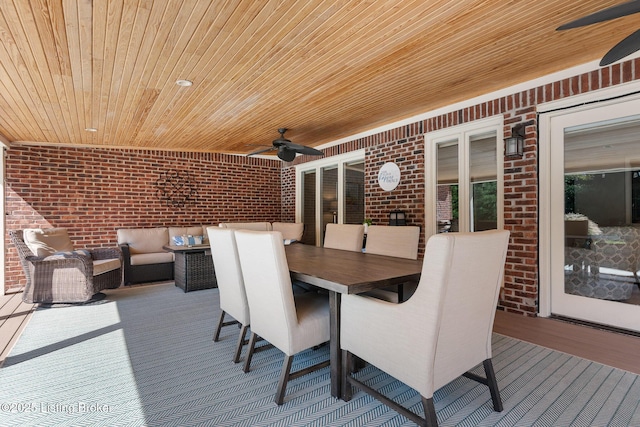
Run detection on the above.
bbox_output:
[23,228,74,256]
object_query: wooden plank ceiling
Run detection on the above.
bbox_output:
[0,0,639,156]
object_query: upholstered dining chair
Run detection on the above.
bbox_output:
[323,223,365,252]
[340,230,510,427]
[234,230,331,405]
[272,222,304,242]
[363,225,421,302]
[207,227,250,364]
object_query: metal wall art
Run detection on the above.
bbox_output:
[155,169,198,207]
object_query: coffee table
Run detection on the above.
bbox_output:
[163,245,217,292]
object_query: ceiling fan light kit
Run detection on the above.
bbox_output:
[247,128,324,161]
[557,1,640,66]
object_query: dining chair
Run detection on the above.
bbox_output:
[206,227,250,364]
[363,225,421,302]
[323,223,365,252]
[234,230,331,405]
[340,230,510,427]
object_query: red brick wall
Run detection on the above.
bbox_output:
[5,145,281,291]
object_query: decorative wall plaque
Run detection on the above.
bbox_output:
[377,162,401,191]
[155,169,198,207]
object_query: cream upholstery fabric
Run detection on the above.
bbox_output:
[323,224,365,252]
[341,230,509,398]
[129,252,174,266]
[116,227,169,254]
[364,225,420,259]
[23,228,74,256]
[272,222,304,241]
[235,230,330,356]
[218,222,272,231]
[207,227,250,327]
[93,258,122,275]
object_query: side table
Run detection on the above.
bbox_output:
[163,245,217,292]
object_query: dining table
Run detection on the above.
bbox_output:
[284,243,423,399]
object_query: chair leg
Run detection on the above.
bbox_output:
[422,397,438,427]
[243,332,258,373]
[233,324,249,363]
[341,350,353,401]
[483,358,503,412]
[213,311,226,342]
[275,355,294,405]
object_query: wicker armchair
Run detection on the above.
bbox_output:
[9,230,123,304]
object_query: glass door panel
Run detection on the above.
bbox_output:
[470,132,498,231]
[563,118,640,305]
[344,160,364,224]
[321,166,338,245]
[436,141,459,233]
[301,170,316,245]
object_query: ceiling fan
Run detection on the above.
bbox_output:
[557,0,640,66]
[247,128,323,162]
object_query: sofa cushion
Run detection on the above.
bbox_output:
[23,228,74,256]
[117,227,168,254]
[94,258,122,275]
[130,252,174,266]
[218,222,272,231]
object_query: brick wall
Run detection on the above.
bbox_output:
[5,145,281,291]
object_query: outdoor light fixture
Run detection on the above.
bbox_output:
[504,123,526,158]
[389,210,406,226]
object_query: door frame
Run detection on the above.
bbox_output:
[538,81,640,330]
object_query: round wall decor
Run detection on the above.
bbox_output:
[378,162,401,191]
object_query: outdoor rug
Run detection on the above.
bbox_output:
[0,283,639,426]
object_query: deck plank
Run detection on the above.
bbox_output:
[0,293,35,367]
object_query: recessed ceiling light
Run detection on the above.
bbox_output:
[85,128,98,132]
[176,79,193,87]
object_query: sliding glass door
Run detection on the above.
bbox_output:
[541,97,640,332]
[296,151,365,246]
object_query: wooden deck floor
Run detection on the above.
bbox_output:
[0,292,36,367]
[0,290,638,376]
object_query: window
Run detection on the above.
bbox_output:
[296,151,365,246]
[426,117,504,237]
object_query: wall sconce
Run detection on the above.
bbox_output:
[389,210,406,226]
[504,123,526,158]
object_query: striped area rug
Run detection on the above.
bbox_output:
[0,283,639,426]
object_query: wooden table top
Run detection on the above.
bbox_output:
[284,244,423,294]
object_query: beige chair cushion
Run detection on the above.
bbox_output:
[23,228,74,256]
[218,222,272,231]
[365,225,420,259]
[117,227,169,254]
[93,258,122,275]
[323,224,365,252]
[272,222,304,241]
[130,252,174,266]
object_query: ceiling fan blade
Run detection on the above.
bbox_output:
[600,28,640,65]
[284,141,323,156]
[247,146,276,156]
[557,1,640,30]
